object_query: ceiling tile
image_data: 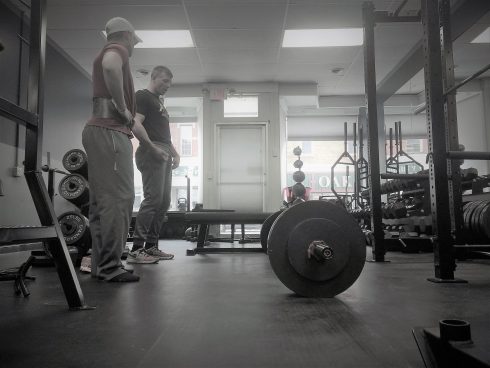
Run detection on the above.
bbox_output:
[286,4,362,29]
[278,47,360,65]
[198,48,279,64]
[193,29,282,49]
[46,5,188,29]
[131,48,201,66]
[186,3,287,29]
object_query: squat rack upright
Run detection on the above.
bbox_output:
[0,0,89,309]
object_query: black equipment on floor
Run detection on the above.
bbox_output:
[268,200,365,298]
[185,211,272,254]
[186,200,366,298]
[413,319,490,368]
[0,255,36,297]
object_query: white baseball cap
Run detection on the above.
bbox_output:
[105,17,143,44]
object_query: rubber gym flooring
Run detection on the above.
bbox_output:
[0,241,489,368]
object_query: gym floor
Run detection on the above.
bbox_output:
[0,242,489,368]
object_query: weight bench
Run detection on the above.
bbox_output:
[184,212,273,255]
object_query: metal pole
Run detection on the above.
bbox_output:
[353,122,358,208]
[186,175,191,212]
[421,0,458,281]
[363,1,385,261]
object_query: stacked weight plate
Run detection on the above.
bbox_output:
[58,149,91,264]
[59,149,90,215]
[463,200,490,242]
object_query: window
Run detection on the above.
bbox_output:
[224,96,259,118]
[405,139,424,153]
[300,141,312,155]
[180,125,193,156]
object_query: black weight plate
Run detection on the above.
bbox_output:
[467,201,483,235]
[287,217,350,281]
[260,210,283,251]
[58,174,90,206]
[480,201,490,240]
[268,200,365,298]
[471,201,487,239]
[62,149,88,178]
[475,201,490,241]
[58,211,91,261]
[58,212,88,245]
[463,201,479,233]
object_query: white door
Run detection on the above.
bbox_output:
[217,124,266,212]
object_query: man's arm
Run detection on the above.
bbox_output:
[168,144,180,169]
[101,51,132,125]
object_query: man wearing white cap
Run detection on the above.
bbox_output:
[82,17,168,282]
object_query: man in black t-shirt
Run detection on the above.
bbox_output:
[128,66,179,263]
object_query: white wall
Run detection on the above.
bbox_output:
[456,92,488,175]
[288,113,428,141]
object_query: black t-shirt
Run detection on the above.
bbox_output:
[136,89,171,144]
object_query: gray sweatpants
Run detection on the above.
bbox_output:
[133,143,172,246]
[82,125,134,280]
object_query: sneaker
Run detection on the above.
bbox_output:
[126,249,159,264]
[107,271,140,282]
[145,246,174,260]
[80,256,91,273]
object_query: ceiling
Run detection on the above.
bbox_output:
[23,1,490,111]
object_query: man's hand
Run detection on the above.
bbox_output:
[113,103,134,128]
[172,154,180,170]
[149,145,169,162]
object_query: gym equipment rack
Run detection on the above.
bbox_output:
[0,0,90,310]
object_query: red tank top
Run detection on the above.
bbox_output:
[87,42,135,136]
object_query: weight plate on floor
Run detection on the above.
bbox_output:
[62,149,88,178]
[260,210,283,252]
[287,217,350,281]
[58,174,90,207]
[268,200,365,298]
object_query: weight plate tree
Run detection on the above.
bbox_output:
[268,200,366,297]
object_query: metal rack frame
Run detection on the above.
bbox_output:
[363,0,490,279]
[0,0,90,309]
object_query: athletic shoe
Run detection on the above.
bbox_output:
[145,246,174,260]
[107,271,140,282]
[80,256,91,273]
[126,249,159,264]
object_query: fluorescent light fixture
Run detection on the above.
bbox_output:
[471,27,490,43]
[282,28,363,47]
[102,30,194,48]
